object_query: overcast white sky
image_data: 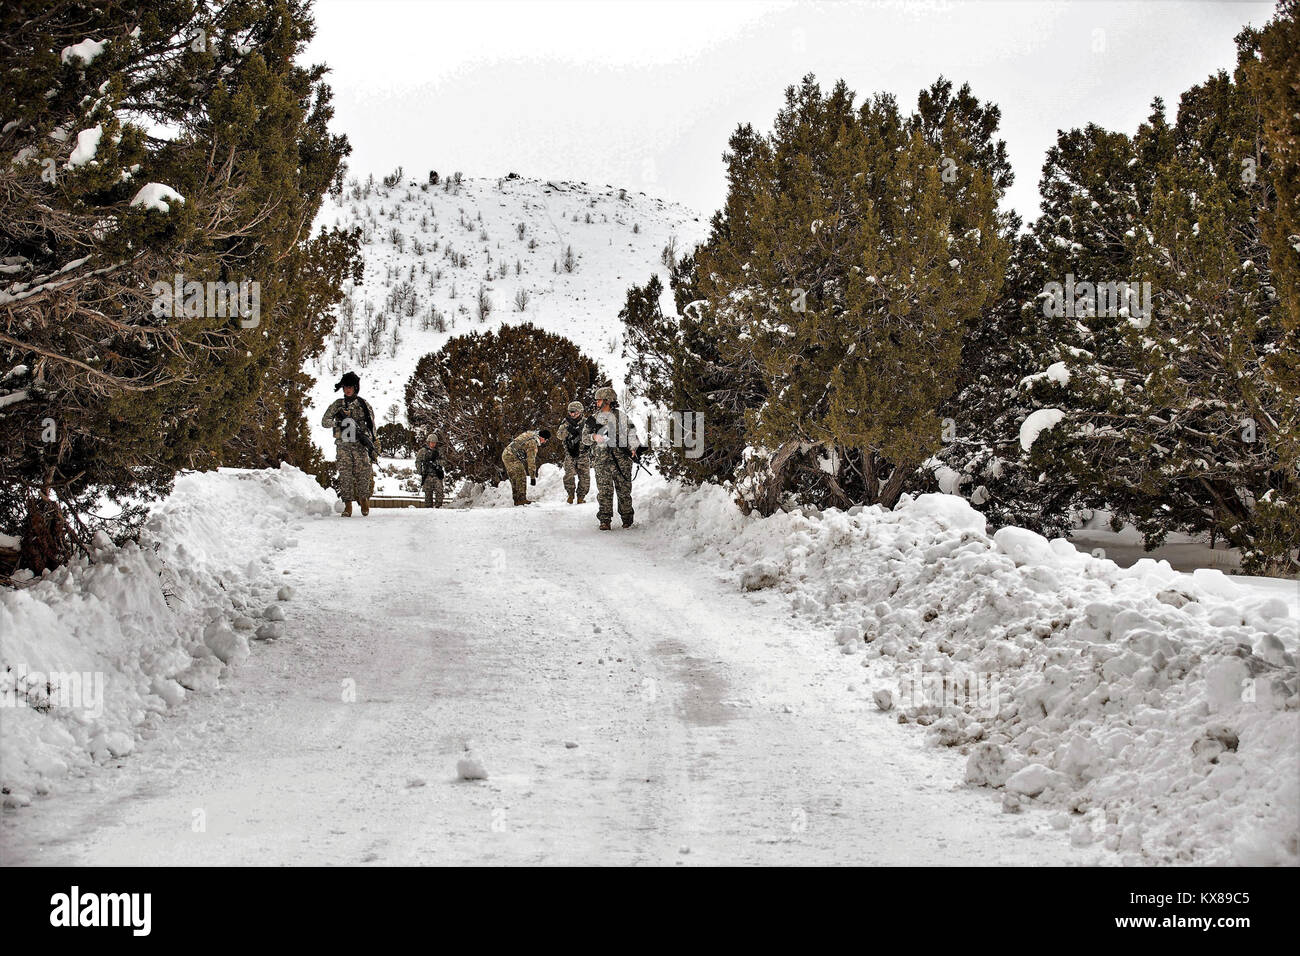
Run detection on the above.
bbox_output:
[304,0,1276,222]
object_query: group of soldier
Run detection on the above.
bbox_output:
[322,374,643,531]
[500,385,643,530]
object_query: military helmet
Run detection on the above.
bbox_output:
[566,401,584,415]
[425,431,440,444]
[594,386,617,403]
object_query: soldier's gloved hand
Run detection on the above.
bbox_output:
[530,476,536,486]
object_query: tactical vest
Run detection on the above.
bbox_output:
[562,417,584,459]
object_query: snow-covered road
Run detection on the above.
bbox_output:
[2,499,1076,865]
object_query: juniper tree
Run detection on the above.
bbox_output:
[0,0,353,570]
[1023,35,1299,572]
[932,115,1161,536]
[404,323,604,484]
[1254,2,1300,402]
[621,254,758,487]
[690,75,1008,512]
[225,225,362,479]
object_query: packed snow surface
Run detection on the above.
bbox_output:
[1,467,1077,865]
[3,462,1294,865]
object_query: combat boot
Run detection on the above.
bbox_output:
[567,491,575,504]
[359,499,370,516]
[576,496,585,504]
[622,516,634,529]
[341,501,353,517]
[599,519,611,531]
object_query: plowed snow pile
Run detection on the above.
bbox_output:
[642,483,1299,865]
[0,466,335,804]
[449,462,570,508]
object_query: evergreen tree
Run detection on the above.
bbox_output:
[376,421,417,459]
[620,252,757,486]
[1253,1,1300,408]
[0,0,352,570]
[933,116,1160,536]
[225,225,363,480]
[404,323,604,484]
[688,75,1009,513]
[1022,34,1299,573]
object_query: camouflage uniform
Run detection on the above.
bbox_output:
[501,430,543,506]
[321,395,376,503]
[556,413,591,502]
[585,409,639,525]
[415,443,445,508]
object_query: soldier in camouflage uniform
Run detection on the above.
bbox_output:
[320,371,377,517]
[415,431,445,508]
[585,386,642,530]
[500,428,551,506]
[557,401,592,504]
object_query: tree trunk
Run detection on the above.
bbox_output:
[19,496,72,574]
[861,449,879,506]
[878,463,914,510]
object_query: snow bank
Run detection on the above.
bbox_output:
[452,462,571,508]
[641,484,1299,865]
[0,465,335,805]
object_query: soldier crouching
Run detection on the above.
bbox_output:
[500,428,550,506]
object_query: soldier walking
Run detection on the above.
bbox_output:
[557,401,592,504]
[320,371,377,517]
[501,428,551,506]
[415,431,446,508]
[585,386,642,530]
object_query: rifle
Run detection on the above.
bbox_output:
[335,398,379,463]
[631,454,651,481]
[609,443,650,483]
[592,412,648,482]
[418,446,444,480]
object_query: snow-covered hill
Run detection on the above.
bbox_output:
[306,172,708,445]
